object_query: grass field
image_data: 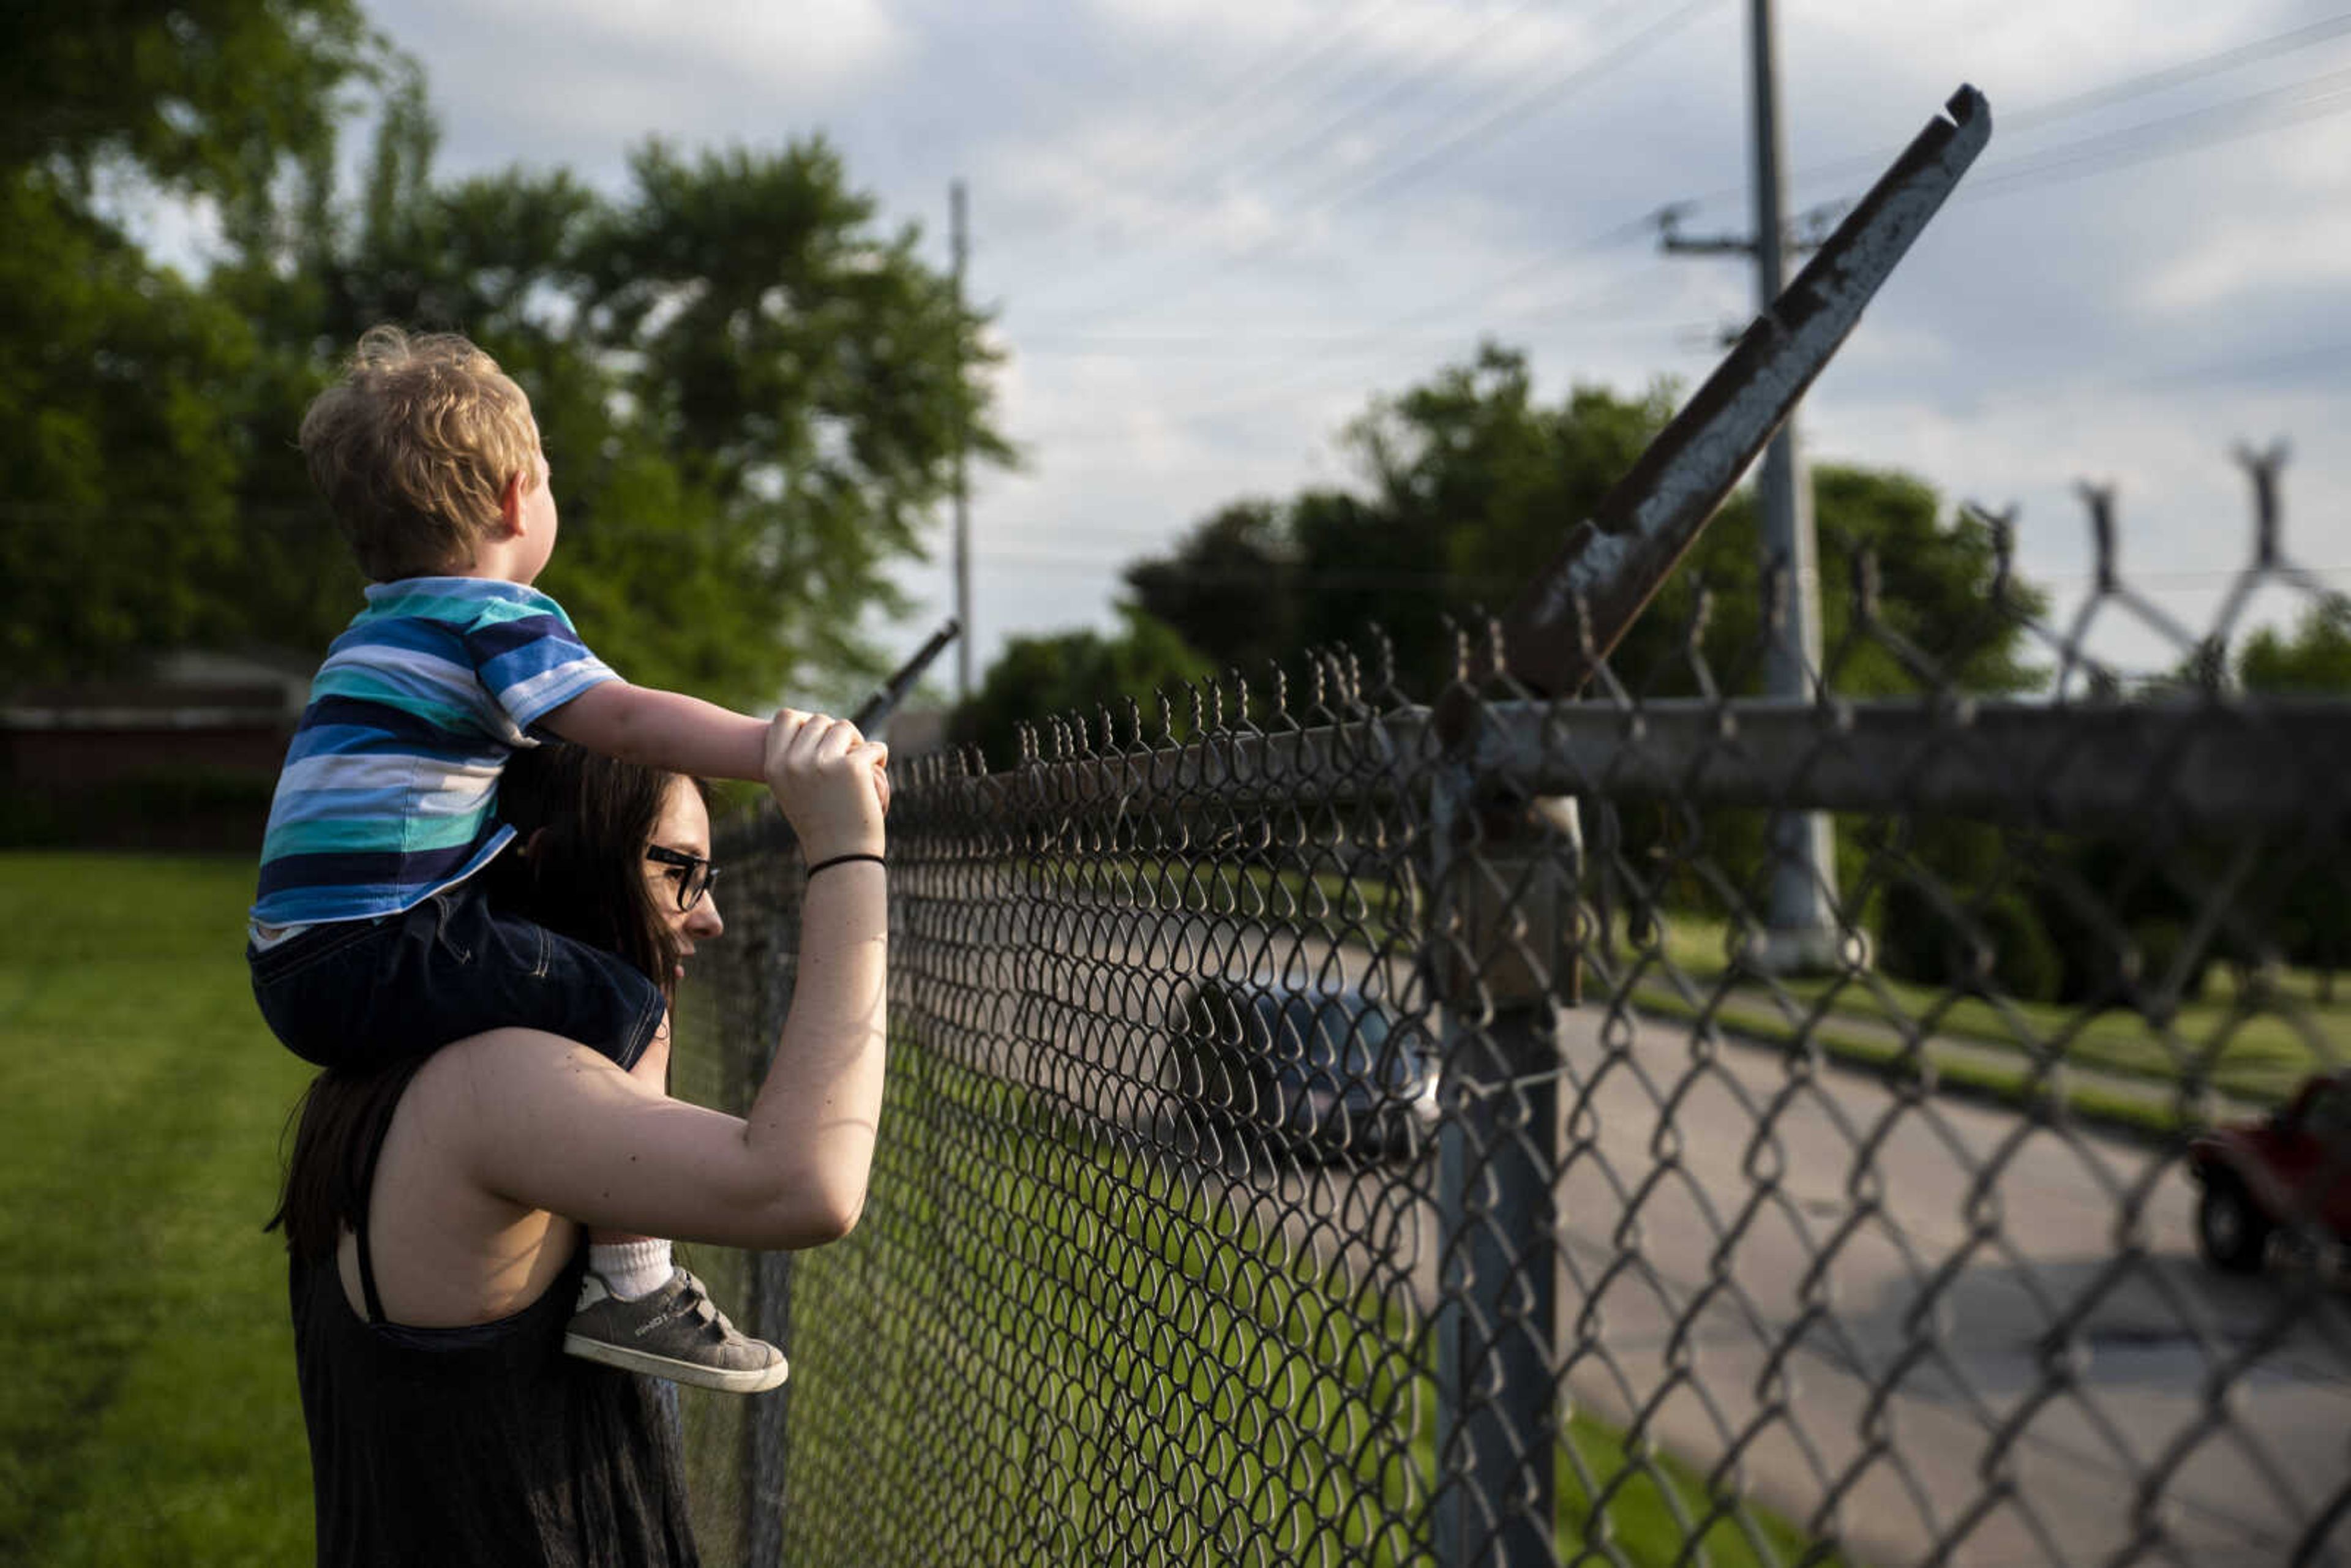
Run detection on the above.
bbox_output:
[1619,909,2347,1122]
[0,853,316,1567]
[770,1034,1845,1567]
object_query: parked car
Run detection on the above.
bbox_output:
[2187,1071,2351,1274]
[1164,978,1439,1161]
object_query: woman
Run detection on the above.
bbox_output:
[272,710,888,1567]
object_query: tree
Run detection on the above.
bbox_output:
[2240,594,2351,696]
[0,177,255,677]
[1,0,369,198]
[950,609,1213,773]
[1128,343,2044,700]
[1611,465,2047,700]
[1123,501,1297,678]
[569,138,1008,700]
[2239,594,2351,999]
[0,0,373,680]
[198,74,1006,708]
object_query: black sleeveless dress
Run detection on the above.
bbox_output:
[288,1081,701,1567]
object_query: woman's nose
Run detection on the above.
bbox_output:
[688,894,724,939]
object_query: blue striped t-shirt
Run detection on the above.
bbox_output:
[250,579,620,929]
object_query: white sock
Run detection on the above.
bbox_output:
[590,1239,674,1300]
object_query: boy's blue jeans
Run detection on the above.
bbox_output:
[249,876,666,1074]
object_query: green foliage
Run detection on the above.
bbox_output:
[0,0,370,199]
[0,1,375,680]
[1127,342,2047,699]
[1120,344,2055,970]
[2,27,1003,708]
[0,175,258,677]
[214,102,1003,705]
[1122,501,1299,677]
[1877,879,2063,1005]
[563,138,1009,699]
[2239,593,2351,695]
[0,767,275,850]
[2230,594,2351,992]
[950,608,1213,771]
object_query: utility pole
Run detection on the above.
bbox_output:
[951,179,973,704]
[1659,0,1846,974]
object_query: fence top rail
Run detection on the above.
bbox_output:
[889,696,2351,834]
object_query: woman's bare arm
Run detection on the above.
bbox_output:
[449,710,891,1249]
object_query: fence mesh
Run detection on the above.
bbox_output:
[673,485,2351,1567]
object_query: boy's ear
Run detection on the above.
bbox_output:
[497,470,528,536]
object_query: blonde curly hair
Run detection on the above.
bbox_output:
[299,325,539,581]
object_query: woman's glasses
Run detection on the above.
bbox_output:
[645,846,720,912]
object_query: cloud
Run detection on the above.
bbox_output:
[2141,197,2351,313]
[380,0,906,182]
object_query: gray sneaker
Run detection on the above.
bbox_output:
[563,1267,789,1394]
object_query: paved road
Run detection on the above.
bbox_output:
[931,891,2351,1566]
[1532,1006,2351,1568]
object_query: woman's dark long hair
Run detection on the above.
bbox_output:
[486,743,708,997]
[269,745,706,1260]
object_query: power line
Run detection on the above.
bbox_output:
[1296,0,1722,219]
[1021,12,2351,376]
[1018,59,2351,446]
[997,0,1472,287]
[1212,0,1570,203]
[1003,4,1618,309]
[1016,307,1701,359]
[1953,59,2351,200]
[995,18,2351,531]
[1021,262,1677,445]
[1109,1,1485,216]
[973,544,2351,588]
[1667,8,2351,217]
[1028,0,1726,333]
[1104,1,1423,189]
[1003,0,1419,263]
[1027,196,1670,353]
[1997,8,2351,134]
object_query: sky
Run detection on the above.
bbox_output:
[353,0,2351,696]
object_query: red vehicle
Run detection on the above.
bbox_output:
[2188,1071,2351,1274]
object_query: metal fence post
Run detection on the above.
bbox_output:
[740,874,800,1568]
[1433,767,1578,1568]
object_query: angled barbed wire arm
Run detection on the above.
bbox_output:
[849,617,962,735]
[1450,84,1993,732]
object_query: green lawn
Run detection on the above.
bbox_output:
[771,1037,1845,1567]
[1617,909,2347,1118]
[0,853,316,1567]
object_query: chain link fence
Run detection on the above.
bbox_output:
[658,94,2350,1562]
[668,477,2351,1564]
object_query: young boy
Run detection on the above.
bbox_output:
[250,324,865,1393]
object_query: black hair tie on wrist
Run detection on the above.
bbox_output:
[806,852,885,878]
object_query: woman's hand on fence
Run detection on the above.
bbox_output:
[763,708,888,865]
